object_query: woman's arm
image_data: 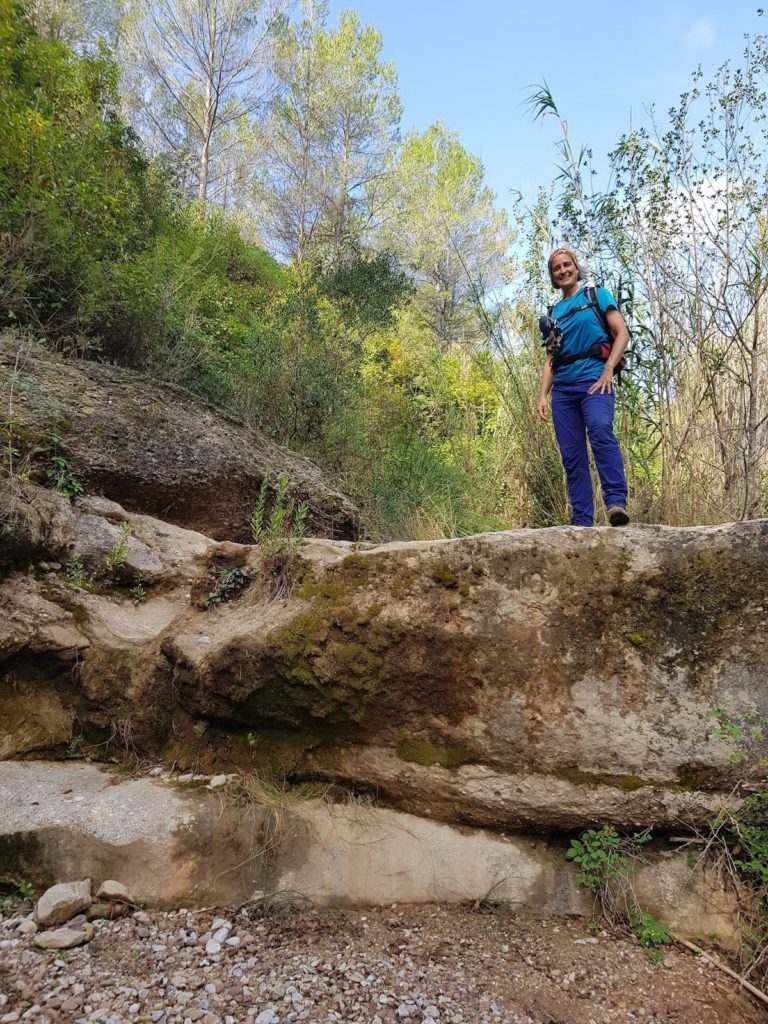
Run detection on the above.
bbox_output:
[587,307,630,395]
[537,356,555,421]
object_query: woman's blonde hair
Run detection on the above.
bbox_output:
[547,247,585,288]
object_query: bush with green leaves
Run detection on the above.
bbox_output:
[204,567,259,609]
[629,909,672,963]
[0,5,163,350]
[565,827,633,895]
[705,709,768,981]
[565,827,670,958]
[31,433,82,499]
[63,555,86,589]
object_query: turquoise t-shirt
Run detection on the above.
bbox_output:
[551,286,617,385]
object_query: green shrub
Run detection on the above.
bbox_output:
[0,9,162,350]
[565,826,668,957]
[565,827,631,894]
[629,909,672,962]
[105,522,131,573]
[31,433,82,499]
[250,477,308,559]
[204,567,259,609]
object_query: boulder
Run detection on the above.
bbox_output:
[0,480,75,569]
[71,496,211,585]
[163,520,768,830]
[0,575,90,661]
[0,335,358,541]
[35,879,91,927]
[95,880,133,903]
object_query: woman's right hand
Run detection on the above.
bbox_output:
[536,395,549,422]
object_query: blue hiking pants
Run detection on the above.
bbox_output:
[551,380,628,526]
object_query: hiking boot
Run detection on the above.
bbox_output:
[607,506,630,527]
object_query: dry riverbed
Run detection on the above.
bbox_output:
[0,902,764,1024]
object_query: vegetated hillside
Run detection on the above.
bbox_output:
[2,3,768,543]
[0,336,358,541]
[0,4,523,542]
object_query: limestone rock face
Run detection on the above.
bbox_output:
[0,762,266,908]
[0,335,358,541]
[0,496,250,759]
[165,520,768,830]
[0,761,740,947]
[0,680,75,760]
[1,488,767,832]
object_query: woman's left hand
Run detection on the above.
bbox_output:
[588,367,615,395]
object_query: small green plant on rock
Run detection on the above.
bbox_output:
[64,555,87,589]
[105,522,131,572]
[250,477,308,559]
[0,874,37,915]
[131,574,147,603]
[204,567,259,609]
[249,477,308,597]
[17,881,36,903]
[65,732,84,757]
[32,433,83,499]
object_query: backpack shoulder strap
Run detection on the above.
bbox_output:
[586,285,611,337]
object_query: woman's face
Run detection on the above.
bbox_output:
[550,253,579,292]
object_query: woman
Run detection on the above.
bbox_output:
[536,247,630,527]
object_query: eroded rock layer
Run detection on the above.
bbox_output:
[1,488,766,833]
[0,761,741,948]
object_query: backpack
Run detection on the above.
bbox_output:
[546,285,628,383]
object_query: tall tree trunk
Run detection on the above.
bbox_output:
[197,4,218,203]
[743,282,766,519]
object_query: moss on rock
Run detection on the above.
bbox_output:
[396,740,478,768]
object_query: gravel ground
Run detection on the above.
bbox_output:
[0,902,765,1024]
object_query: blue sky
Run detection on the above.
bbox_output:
[328,0,765,217]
